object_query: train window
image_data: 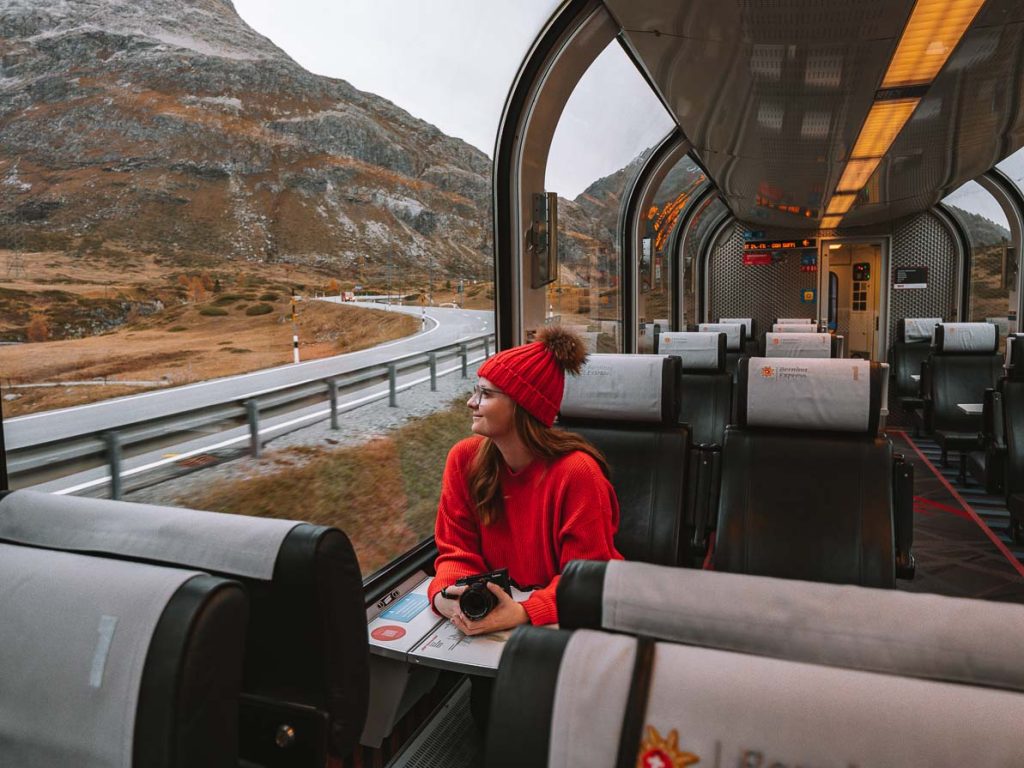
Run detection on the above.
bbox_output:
[684,196,728,326]
[996,146,1024,198]
[0,1,551,577]
[639,156,706,345]
[942,180,1017,346]
[545,41,673,351]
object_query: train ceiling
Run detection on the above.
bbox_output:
[605,0,1024,230]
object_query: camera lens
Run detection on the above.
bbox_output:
[459,582,497,620]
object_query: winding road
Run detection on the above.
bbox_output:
[6,302,493,451]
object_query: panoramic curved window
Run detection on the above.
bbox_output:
[942,180,1016,344]
[636,155,706,350]
[682,195,728,327]
[0,1,552,577]
[544,40,674,352]
[996,146,1024,198]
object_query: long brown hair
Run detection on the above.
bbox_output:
[468,404,609,525]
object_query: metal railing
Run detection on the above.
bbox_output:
[11,333,494,496]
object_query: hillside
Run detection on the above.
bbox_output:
[0,0,492,282]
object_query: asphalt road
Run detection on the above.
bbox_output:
[6,302,493,451]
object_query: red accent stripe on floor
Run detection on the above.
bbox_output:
[914,496,973,520]
[891,428,1024,579]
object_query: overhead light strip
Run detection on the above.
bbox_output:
[882,0,987,88]
[820,0,986,230]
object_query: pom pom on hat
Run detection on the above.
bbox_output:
[477,326,588,426]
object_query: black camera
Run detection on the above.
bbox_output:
[455,568,512,620]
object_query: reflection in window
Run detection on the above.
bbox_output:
[545,41,673,351]
[682,196,727,327]
[638,157,705,350]
[942,180,1016,344]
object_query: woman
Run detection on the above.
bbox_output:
[429,326,623,635]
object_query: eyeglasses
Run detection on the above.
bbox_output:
[469,384,504,405]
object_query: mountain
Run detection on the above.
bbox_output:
[945,206,1012,248]
[0,0,492,280]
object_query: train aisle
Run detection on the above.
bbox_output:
[892,430,1024,604]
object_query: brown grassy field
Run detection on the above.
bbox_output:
[180,399,470,576]
[0,249,420,415]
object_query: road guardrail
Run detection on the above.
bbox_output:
[10,332,494,496]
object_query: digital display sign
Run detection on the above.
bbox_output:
[744,238,817,252]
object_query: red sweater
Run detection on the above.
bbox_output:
[429,436,623,626]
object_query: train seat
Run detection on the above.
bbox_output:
[696,322,746,377]
[772,322,821,333]
[487,590,1024,768]
[657,331,732,445]
[0,491,369,763]
[654,332,734,564]
[764,331,836,358]
[892,317,940,417]
[558,354,690,566]
[717,317,758,356]
[926,322,1002,468]
[1003,337,1024,542]
[556,560,1024,688]
[775,317,815,324]
[967,335,1020,492]
[0,542,247,768]
[713,357,898,587]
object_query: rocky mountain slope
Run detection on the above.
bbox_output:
[0,0,492,281]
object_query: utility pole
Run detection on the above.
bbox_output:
[291,295,300,364]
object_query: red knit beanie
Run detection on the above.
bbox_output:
[477,326,589,426]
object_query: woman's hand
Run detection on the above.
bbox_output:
[433,584,466,620]
[449,582,529,636]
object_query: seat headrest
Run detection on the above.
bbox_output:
[899,317,942,343]
[657,331,726,372]
[773,323,820,333]
[764,332,832,358]
[698,323,745,351]
[1007,334,1024,379]
[717,318,753,337]
[775,318,815,324]
[737,357,880,435]
[0,490,300,580]
[559,354,681,425]
[933,322,999,354]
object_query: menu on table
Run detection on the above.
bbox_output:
[366,573,532,675]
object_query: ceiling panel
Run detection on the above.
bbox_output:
[605,0,1024,230]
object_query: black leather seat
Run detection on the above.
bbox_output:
[967,335,1023,491]
[0,543,247,768]
[489,585,1024,768]
[764,331,837,358]
[658,331,732,446]
[891,317,940,419]
[1002,335,1024,542]
[558,354,690,566]
[658,331,734,563]
[696,322,747,379]
[926,323,1002,468]
[713,357,898,587]
[0,492,369,763]
[718,317,758,357]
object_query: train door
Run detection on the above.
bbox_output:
[821,242,884,361]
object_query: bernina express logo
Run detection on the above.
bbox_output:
[638,726,700,767]
[760,366,775,378]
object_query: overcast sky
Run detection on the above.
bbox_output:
[230,1,1022,214]
[231,0,672,199]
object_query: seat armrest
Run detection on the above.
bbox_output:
[990,390,1006,450]
[687,444,722,565]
